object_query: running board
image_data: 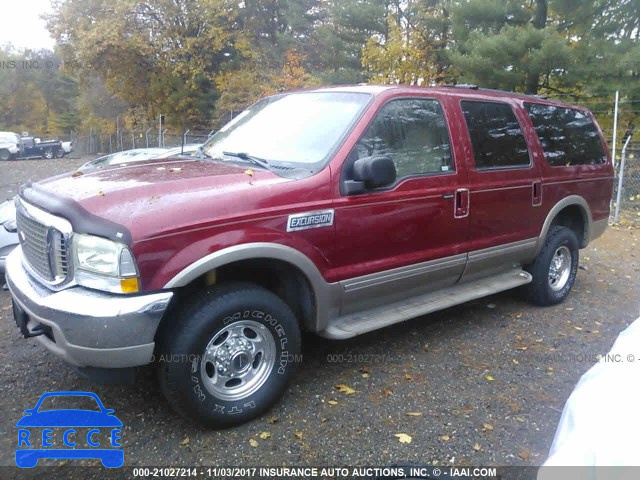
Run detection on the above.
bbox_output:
[319,269,532,339]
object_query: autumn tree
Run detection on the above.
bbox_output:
[47,0,244,129]
[362,1,456,85]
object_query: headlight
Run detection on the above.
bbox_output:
[72,234,140,293]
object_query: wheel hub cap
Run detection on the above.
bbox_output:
[199,320,276,401]
[548,246,572,291]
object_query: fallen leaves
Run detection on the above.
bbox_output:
[327,400,338,405]
[335,384,356,394]
[518,449,531,461]
[405,412,422,417]
[395,433,412,444]
[266,416,279,425]
[482,423,494,431]
[259,432,271,440]
[485,375,495,381]
[169,167,182,173]
[439,434,451,442]
[244,169,254,176]
[249,439,258,447]
[472,442,481,451]
[293,431,303,440]
[71,171,83,177]
[180,437,189,445]
[382,387,394,396]
[404,373,412,381]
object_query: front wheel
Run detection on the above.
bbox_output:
[158,283,301,428]
[525,226,579,306]
[0,149,11,161]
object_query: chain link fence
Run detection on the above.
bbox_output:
[612,142,640,225]
[70,130,213,157]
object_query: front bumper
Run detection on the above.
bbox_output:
[5,248,173,368]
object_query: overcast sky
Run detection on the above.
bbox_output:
[0,0,55,51]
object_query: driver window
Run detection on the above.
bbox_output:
[356,98,454,179]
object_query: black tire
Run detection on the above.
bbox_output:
[0,149,10,161]
[43,149,54,159]
[56,149,64,158]
[524,226,579,306]
[158,282,301,428]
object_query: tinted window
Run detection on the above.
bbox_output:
[355,98,453,179]
[525,103,606,166]
[461,101,530,169]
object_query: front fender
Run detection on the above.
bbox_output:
[154,236,339,332]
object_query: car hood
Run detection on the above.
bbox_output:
[32,157,292,242]
[16,410,123,428]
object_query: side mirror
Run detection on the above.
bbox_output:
[344,156,396,194]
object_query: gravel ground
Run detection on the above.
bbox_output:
[0,158,639,478]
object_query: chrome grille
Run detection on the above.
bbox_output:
[16,204,69,282]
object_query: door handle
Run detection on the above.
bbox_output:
[532,181,542,206]
[454,188,470,218]
[442,193,454,200]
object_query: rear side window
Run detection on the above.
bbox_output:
[461,101,530,169]
[524,103,606,166]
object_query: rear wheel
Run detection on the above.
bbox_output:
[56,149,64,158]
[525,226,579,306]
[43,149,54,159]
[158,283,301,428]
[0,149,10,161]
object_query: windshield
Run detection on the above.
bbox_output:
[201,92,372,166]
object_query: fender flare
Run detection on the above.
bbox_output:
[534,195,592,255]
[163,242,339,332]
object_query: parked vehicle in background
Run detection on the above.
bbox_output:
[6,85,613,428]
[80,148,170,169]
[0,132,21,160]
[0,198,18,279]
[154,144,201,159]
[80,145,202,169]
[18,134,64,159]
[61,141,73,156]
[0,132,65,160]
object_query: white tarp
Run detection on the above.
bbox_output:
[537,315,640,480]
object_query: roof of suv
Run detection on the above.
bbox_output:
[309,84,584,111]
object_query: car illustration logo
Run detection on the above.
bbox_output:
[15,391,123,468]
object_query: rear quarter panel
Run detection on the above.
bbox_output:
[518,103,614,226]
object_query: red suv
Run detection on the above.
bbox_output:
[7,85,613,427]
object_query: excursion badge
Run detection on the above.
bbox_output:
[287,209,334,232]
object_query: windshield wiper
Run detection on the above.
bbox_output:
[222,151,271,170]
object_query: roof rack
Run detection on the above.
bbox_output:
[442,84,479,90]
